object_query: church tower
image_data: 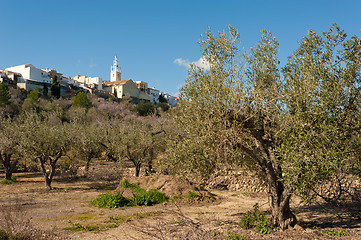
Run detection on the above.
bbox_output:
[110,55,121,82]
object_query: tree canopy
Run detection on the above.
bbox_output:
[168,24,361,229]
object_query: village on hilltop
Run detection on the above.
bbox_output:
[0,56,178,107]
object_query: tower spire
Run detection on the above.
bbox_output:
[110,55,121,81]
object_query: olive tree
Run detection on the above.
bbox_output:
[169,25,361,229]
[0,118,20,180]
[70,120,106,176]
[103,116,167,177]
[20,113,72,190]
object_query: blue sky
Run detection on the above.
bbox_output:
[1,0,360,96]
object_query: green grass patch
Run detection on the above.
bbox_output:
[0,176,17,185]
[186,191,198,199]
[324,229,345,237]
[227,231,247,240]
[77,214,97,220]
[64,222,101,232]
[107,211,163,224]
[64,221,119,232]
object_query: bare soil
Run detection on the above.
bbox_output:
[1,166,361,240]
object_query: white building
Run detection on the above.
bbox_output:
[6,64,53,85]
[0,69,23,85]
[148,87,160,104]
[73,75,102,90]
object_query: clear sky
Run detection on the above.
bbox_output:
[1,0,360,96]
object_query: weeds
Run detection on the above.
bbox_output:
[0,176,17,185]
[324,229,345,237]
[227,231,246,240]
[64,221,100,232]
[64,220,119,232]
[186,191,198,199]
[121,179,140,191]
[107,211,164,224]
[239,203,273,234]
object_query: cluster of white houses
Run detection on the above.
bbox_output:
[0,56,177,107]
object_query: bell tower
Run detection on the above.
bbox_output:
[110,55,121,82]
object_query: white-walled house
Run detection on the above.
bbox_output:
[6,64,52,85]
[5,64,74,94]
[73,75,103,90]
[0,69,23,86]
[149,87,160,104]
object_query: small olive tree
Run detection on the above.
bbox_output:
[103,116,167,177]
[0,117,21,180]
[70,120,106,176]
[20,113,72,190]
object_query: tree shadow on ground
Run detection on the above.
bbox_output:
[86,181,119,191]
[293,201,361,229]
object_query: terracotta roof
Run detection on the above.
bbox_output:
[103,79,132,86]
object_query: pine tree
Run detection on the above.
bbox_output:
[0,83,11,106]
[50,75,60,98]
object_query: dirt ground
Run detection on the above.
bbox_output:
[1,167,361,240]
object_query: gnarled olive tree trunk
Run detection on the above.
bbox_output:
[0,153,18,180]
[38,153,62,190]
[264,161,296,229]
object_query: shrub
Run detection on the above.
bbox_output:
[155,102,169,112]
[133,101,154,116]
[131,189,168,206]
[91,193,132,208]
[0,83,11,107]
[92,180,168,208]
[73,91,91,108]
[240,204,273,234]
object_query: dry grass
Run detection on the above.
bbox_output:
[0,198,66,239]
